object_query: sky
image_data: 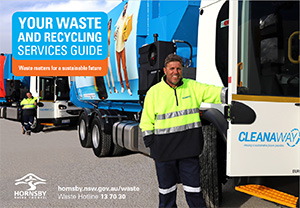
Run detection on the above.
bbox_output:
[0,0,122,53]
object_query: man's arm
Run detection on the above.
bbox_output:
[20,98,25,109]
[196,82,227,104]
[139,90,155,147]
[33,97,37,106]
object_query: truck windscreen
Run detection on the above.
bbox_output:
[238,1,299,98]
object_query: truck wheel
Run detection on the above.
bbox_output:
[78,113,92,148]
[199,124,222,208]
[91,117,111,157]
[31,117,44,133]
[110,143,126,156]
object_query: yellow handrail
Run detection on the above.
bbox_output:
[237,62,243,87]
[288,31,300,64]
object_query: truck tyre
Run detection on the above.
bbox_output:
[31,117,44,133]
[199,124,222,208]
[110,143,126,156]
[78,112,92,148]
[91,117,111,157]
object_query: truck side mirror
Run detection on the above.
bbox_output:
[37,102,44,107]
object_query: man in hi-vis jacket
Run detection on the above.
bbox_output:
[20,92,37,135]
[140,54,227,208]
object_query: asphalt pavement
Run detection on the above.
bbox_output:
[0,119,282,208]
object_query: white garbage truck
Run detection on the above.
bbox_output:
[72,0,299,207]
[0,54,81,131]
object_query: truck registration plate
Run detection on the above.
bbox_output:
[62,119,70,124]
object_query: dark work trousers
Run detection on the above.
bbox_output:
[155,157,206,208]
[22,111,35,132]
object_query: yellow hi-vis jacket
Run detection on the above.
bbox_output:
[21,97,37,109]
[140,77,226,162]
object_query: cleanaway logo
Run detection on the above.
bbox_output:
[238,128,300,147]
[14,173,47,199]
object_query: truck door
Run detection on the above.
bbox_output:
[227,0,300,176]
[37,77,55,121]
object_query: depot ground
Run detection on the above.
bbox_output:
[0,119,281,208]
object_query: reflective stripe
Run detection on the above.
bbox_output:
[183,185,201,193]
[23,104,36,109]
[159,184,177,195]
[24,104,35,107]
[142,130,154,137]
[156,108,199,120]
[155,122,202,135]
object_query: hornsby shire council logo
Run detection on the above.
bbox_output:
[14,173,47,199]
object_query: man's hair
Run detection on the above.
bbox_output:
[164,54,183,67]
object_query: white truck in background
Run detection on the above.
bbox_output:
[0,54,81,131]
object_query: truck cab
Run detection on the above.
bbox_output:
[198,0,299,206]
[30,76,81,130]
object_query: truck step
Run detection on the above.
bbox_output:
[235,184,298,208]
[40,123,54,126]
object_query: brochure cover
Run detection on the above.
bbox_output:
[1,1,299,208]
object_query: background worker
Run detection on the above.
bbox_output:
[20,92,37,135]
[140,54,227,207]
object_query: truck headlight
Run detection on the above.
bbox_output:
[58,104,67,110]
